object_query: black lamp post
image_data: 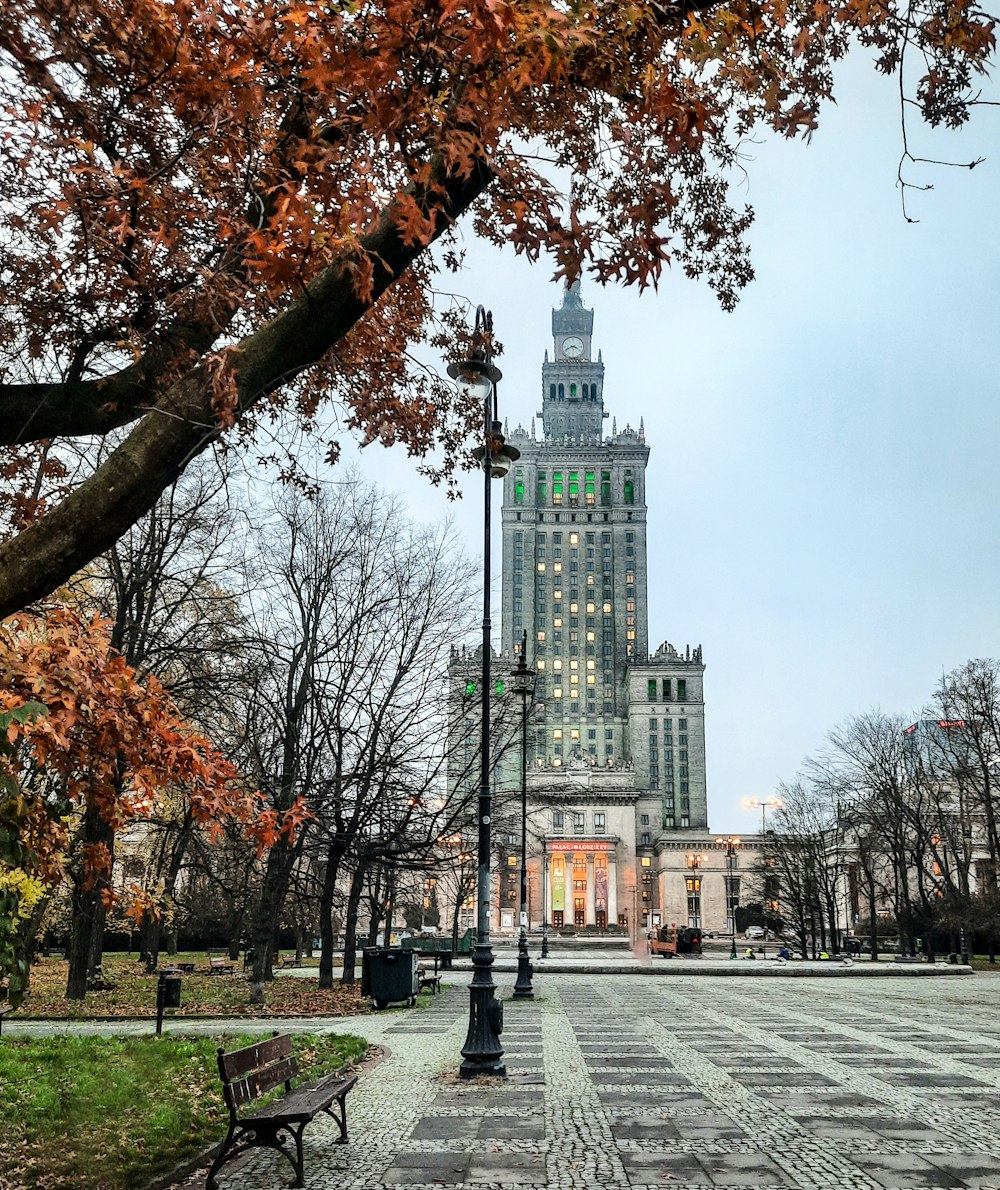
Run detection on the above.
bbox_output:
[541,838,550,958]
[511,630,535,999]
[716,835,741,959]
[686,853,708,928]
[449,306,519,1080]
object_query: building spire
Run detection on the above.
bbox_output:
[562,278,584,308]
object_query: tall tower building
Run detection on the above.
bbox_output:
[450,284,719,938]
[501,282,650,759]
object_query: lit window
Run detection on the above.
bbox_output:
[586,659,595,669]
[569,602,578,613]
[641,856,651,868]
[553,659,562,670]
[569,659,579,670]
[569,533,579,544]
[603,602,612,613]
[554,562,563,573]
[586,631,596,641]
[537,630,546,641]
[508,855,518,867]
[554,588,562,599]
[536,660,546,670]
[553,617,562,628]
[627,630,636,640]
[553,728,563,739]
[570,674,579,685]
[586,675,596,685]
[553,687,563,698]
[570,728,580,739]
[537,562,546,572]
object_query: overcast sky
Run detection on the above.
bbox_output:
[329,53,999,837]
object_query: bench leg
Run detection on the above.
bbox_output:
[206,1122,237,1190]
[324,1093,350,1144]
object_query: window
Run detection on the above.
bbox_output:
[662,679,671,700]
[594,813,606,835]
[640,832,650,846]
[553,471,563,504]
[601,470,611,504]
[573,812,585,834]
[624,469,634,504]
[569,472,579,501]
[537,471,547,502]
[514,469,524,504]
[648,718,658,730]
[585,471,595,504]
[647,678,657,699]
[553,810,564,832]
[677,679,687,701]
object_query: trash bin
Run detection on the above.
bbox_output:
[361,947,419,1009]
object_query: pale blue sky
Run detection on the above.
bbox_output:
[334,53,1000,836]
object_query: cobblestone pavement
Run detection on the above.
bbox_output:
[198,972,1000,1190]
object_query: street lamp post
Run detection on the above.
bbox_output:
[541,838,549,958]
[744,796,784,836]
[449,306,519,1080]
[716,836,741,959]
[511,631,535,999]
[686,853,708,928]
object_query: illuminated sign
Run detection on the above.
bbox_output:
[938,720,966,729]
[548,840,611,853]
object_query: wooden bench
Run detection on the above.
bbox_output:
[278,954,301,969]
[417,965,442,995]
[0,1002,13,1036]
[208,1033,357,1189]
[207,956,236,975]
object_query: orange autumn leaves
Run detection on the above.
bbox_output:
[0,605,306,900]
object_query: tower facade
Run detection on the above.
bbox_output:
[450,284,719,939]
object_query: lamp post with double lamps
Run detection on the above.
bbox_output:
[744,796,784,836]
[686,853,708,928]
[449,306,519,1079]
[716,836,741,958]
[510,630,536,999]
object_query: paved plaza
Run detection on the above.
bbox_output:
[164,970,1000,1190]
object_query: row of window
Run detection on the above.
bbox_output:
[548,382,598,400]
[647,678,688,701]
[513,469,636,506]
[551,809,607,834]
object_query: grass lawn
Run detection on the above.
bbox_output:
[20,953,367,1019]
[1,1031,368,1190]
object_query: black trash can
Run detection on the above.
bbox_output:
[361,947,419,1009]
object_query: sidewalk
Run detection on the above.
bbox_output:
[157,969,1000,1189]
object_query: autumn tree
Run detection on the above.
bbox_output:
[0,1,995,614]
[0,605,265,1003]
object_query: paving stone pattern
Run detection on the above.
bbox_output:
[207,974,1000,1190]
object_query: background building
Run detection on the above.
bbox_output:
[451,284,761,940]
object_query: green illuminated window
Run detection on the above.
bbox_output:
[677,679,687,701]
[624,468,635,504]
[495,679,506,696]
[514,469,524,504]
[552,471,563,505]
[585,471,595,505]
[465,680,477,696]
[647,679,657,700]
[568,471,578,499]
[537,471,547,502]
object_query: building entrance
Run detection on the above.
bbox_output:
[574,900,585,927]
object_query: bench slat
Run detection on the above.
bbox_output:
[227,1056,298,1108]
[220,1034,293,1081]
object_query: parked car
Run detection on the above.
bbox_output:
[744,926,767,940]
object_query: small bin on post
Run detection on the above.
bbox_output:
[361,947,419,1010]
[156,972,182,1034]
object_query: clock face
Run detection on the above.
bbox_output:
[562,336,584,358]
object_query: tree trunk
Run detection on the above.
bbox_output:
[248,836,298,1005]
[318,843,345,990]
[66,806,116,1000]
[341,865,366,985]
